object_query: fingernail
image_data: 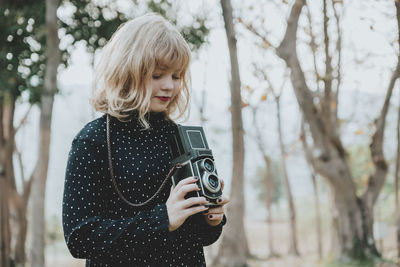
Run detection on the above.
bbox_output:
[209,215,213,219]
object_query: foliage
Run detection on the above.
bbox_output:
[59,0,127,65]
[251,160,282,206]
[59,0,210,68]
[347,145,374,196]
[0,1,46,103]
[45,215,64,245]
[146,0,209,51]
[322,256,397,267]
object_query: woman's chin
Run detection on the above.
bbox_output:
[149,106,167,113]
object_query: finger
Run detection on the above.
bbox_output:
[220,178,225,191]
[173,176,198,192]
[215,196,229,206]
[181,197,208,209]
[206,213,223,221]
[203,206,223,215]
[184,205,208,218]
[177,183,200,198]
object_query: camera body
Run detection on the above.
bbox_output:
[169,125,222,207]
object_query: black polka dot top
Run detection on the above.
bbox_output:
[62,111,226,267]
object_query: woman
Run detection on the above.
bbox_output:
[62,13,228,267]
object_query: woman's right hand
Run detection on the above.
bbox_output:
[166,176,209,232]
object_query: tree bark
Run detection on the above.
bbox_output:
[5,102,33,266]
[216,0,248,266]
[0,159,11,267]
[0,100,11,267]
[0,92,17,267]
[12,177,33,265]
[30,0,60,266]
[276,96,299,255]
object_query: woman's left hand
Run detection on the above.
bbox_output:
[204,179,229,226]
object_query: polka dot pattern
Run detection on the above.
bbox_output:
[62,112,226,266]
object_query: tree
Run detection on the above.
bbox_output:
[395,89,400,261]
[300,117,323,259]
[251,67,300,255]
[251,104,280,257]
[30,0,60,266]
[0,1,45,265]
[216,0,248,266]
[274,84,299,256]
[241,0,400,260]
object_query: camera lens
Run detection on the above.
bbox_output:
[203,159,214,173]
[202,173,221,193]
[208,175,219,189]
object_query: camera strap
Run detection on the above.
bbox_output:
[106,114,182,208]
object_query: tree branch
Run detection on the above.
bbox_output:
[276,0,329,155]
[322,0,333,134]
[305,3,322,94]
[237,18,276,51]
[362,0,400,206]
[14,105,32,135]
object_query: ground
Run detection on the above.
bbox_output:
[47,219,398,267]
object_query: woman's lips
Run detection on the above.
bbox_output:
[156,96,170,102]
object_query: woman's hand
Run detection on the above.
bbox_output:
[204,179,229,226]
[166,176,209,232]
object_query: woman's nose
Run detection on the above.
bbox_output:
[161,76,174,90]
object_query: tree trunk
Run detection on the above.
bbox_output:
[30,0,60,266]
[0,174,11,267]
[300,118,323,259]
[1,92,17,267]
[13,179,33,265]
[395,85,400,261]
[252,104,277,257]
[0,125,11,267]
[276,96,299,255]
[0,86,33,267]
[14,202,28,265]
[216,0,248,266]
[310,169,323,258]
[6,101,33,266]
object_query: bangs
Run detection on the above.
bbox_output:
[153,32,190,74]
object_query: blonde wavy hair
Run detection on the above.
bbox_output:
[91,13,191,127]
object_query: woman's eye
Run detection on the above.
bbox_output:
[152,75,161,79]
[172,75,180,80]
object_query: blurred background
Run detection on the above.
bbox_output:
[1,0,400,266]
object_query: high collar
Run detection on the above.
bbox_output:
[118,110,169,129]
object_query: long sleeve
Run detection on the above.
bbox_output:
[188,212,227,246]
[62,138,174,261]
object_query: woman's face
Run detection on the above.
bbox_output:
[149,68,181,112]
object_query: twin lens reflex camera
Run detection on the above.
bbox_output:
[169,125,222,207]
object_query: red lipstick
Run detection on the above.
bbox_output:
[156,96,170,102]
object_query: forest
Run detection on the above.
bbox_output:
[1,0,400,266]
